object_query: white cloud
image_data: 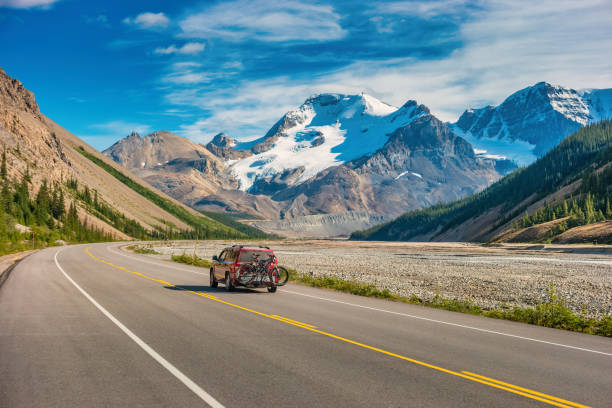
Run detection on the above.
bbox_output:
[172,61,202,69]
[371,0,467,18]
[0,0,58,8]
[165,72,210,84]
[179,0,346,42]
[168,0,612,142]
[154,42,205,55]
[123,12,169,29]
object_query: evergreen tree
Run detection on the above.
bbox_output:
[0,148,6,180]
[562,200,569,217]
[34,180,51,226]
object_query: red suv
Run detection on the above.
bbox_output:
[210,245,286,292]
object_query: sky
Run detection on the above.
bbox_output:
[1,0,611,151]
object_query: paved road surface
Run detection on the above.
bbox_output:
[1,243,611,407]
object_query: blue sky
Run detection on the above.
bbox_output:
[1,0,611,150]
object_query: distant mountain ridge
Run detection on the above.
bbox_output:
[453,82,612,165]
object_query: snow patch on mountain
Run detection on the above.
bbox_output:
[394,171,422,180]
[229,93,428,191]
[581,88,612,122]
[452,125,537,165]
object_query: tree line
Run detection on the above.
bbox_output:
[0,149,113,255]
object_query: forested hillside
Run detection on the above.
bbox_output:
[351,120,612,242]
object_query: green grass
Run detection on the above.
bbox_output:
[171,252,211,268]
[126,245,160,255]
[287,270,612,337]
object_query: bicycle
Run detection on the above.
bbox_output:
[237,254,289,291]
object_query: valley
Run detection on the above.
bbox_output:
[103,83,612,239]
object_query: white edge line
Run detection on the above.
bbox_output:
[54,247,225,408]
[106,244,612,357]
[281,289,612,357]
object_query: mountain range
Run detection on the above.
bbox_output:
[104,82,611,237]
[352,119,612,244]
[105,94,512,236]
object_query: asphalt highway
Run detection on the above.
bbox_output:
[1,243,611,407]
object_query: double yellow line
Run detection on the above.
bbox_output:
[84,247,590,408]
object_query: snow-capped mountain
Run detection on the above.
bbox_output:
[202,93,505,221]
[453,82,612,165]
[208,93,431,192]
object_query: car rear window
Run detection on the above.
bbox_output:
[238,250,274,262]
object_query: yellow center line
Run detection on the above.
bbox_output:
[84,247,590,408]
[269,315,317,328]
[461,371,591,408]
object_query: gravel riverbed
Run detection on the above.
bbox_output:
[137,240,612,318]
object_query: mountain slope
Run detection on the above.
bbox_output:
[351,120,612,242]
[103,130,281,220]
[270,114,502,218]
[454,82,612,165]
[0,66,254,241]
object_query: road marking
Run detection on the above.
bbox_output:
[461,372,589,408]
[282,290,612,357]
[109,244,612,357]
[269,315,317,329]
[54,248,225,408]
[84,246,590,408]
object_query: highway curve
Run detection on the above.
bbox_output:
[1,243,611,407]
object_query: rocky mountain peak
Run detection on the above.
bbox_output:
[209,132,235,147]
[453,82,612,164]
[0,67,40,115]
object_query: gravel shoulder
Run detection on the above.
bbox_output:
[133,240,612,319]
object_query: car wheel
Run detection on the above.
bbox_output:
[225,272,234,292]
[267,286,277,293]
[210,269,218,288]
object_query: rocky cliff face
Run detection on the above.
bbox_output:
[205,133,251,160]
[0,67,40,116]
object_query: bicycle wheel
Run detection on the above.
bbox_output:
[271,266,289,286]
[237,264,257,285]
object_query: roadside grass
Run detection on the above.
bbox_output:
[286,269,612,337]
[127,245,612,338]
[171,252,211,268]
[126,245,160,255]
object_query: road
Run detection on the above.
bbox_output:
[1,243,611,407]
